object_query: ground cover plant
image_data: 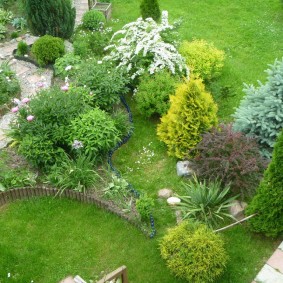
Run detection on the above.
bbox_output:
[1,0,283,282]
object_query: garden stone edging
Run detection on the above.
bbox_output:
[0,187,152,237]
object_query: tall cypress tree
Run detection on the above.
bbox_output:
[23,0,75,39]
[246,130,283,237]
[140,0,161,22]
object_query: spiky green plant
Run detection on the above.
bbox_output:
[176,176,237,229]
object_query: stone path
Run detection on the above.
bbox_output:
[74,0,89,26]
[0,36,53,149]
[252,241,283,283]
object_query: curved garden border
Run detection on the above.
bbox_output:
[107,95,157,238]
[0,187,152,236]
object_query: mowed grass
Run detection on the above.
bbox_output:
[111,0,283,118]
[0,198,279,283]
[0,197,183,283]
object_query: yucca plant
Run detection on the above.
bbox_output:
[176,176,237,229]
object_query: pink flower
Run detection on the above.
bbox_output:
[36,81,45,88]
[26,115,34,122]
[11,106,19,113]
[22,97,30,103]
[61,85,69,91]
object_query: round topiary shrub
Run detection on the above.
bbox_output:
[160,221,228,283]
[179,39,225,81]
[82,10,105,30]
[31,35,65,66]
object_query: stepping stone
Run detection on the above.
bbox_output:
[254,264,283,283]
[11,64,30,76]
[279,242,283,251]
[267,249,283,274]
[59,276,75,283]
[158,188,173,198]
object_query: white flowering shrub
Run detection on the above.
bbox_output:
[103,11,189,81]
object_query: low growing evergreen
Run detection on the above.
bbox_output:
[246,130,283,237]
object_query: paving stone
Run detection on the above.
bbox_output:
[267,249,283,274]
[254,264,283,283]
[278,242,283,251]
[11,64,30,76]
[59,276,75,283]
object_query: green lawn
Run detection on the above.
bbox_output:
[0,197,279,283]
[111,0,283,118]
[0,0,282,282]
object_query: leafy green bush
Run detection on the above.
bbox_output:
[23,0,75,38]
[10,86,91,169]
[192,123,267,199]
[179,39,225,81]
[0,8,13,24]
[31,35,65,66]
[81,10,105,30]
[54,52,81,78]
[48,154,99,193]
[136,193,154,220]
[69,108,121,159]
[0,62,20,106]
[74,59,129,111]
[111,108,132,138]
[157,78,218,159]
[140,0,161,22]
[0,23,6,39]
[135,71,179,118]
[73,29,111,58]
[160,221,228,283]
[176,176,236,229]
[246,130,283,237]
[16,41,29,56]
[233,58,283,158]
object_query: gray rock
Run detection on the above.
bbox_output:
[176,160,194,176]
[64,40,74,53]
[229,200,247,220]
[175,210,183,224]
[158,188,173,198]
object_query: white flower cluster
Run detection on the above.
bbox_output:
[103,11,189,80]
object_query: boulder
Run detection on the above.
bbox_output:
[229,200,247,220]
[176,160,194,177]
[158,188,173,199]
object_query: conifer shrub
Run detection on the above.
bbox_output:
[31,35,65,66]
[160,221,228,283]
[179,39,225,81]
[140,0,161,22]
[233,58,283,158]
[246,130,283,237]
[16,41,29,56]
[23,0,75,39]
[192,123,267,199]
[135,71,179,118]
[82,10,105,30]
[157,78,218,159]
